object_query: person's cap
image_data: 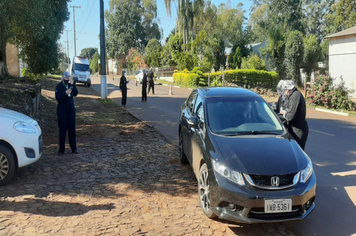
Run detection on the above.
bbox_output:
[284,80,295,90]
[276,80,285,91]
[62,71,70,80]
[122,70,126,75]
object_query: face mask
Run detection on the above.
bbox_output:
[64,80,69,85]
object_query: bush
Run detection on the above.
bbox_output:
[308,72,356,111]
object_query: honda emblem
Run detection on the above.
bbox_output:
[271,176,280,187]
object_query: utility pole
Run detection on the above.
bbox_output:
[65,30,71,64]
[100,0,107,99]
[70,5,81,56]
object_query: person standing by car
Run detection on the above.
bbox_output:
[141,69,148,102]
[275,80,287,114]
[280,80,309,150]
[119,70,129,107]
[147,67,155,95]
[55,71,79,155]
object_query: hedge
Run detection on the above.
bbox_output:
[173,69,279,89]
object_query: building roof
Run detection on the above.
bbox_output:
[325,25,356,39]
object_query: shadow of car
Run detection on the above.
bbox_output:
[178,87,316,223]
[0,108,43,186]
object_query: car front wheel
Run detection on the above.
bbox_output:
[198,163,217,219]
[179,130,189,164]
[0,145,16,186]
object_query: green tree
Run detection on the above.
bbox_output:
[90,52,100,73]
[241,54,266,70]
[247,3,269,43]
[0,0,69,78]
[302,35,321,79]
[284,30,304,85]
[142,0,162,42]
[145,39,162,67]
[106,0,146,60]
[326,0,356,34]
[302,0,334,42]
[80,48,98,60]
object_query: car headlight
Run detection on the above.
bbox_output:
[13,121,36,134]
[300,161,313,183]
[212,159,245,186]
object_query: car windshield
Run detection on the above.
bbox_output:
[206,96,284,136]
[74,63,89,72]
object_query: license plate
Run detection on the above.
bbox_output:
[264,199,292,213]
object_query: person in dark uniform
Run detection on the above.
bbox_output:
[119,70,129,107]
[141,69,147,102]
[275,80,287,114]
[55,71,79,155]
[280,80,309,150]
[147,67,155,95]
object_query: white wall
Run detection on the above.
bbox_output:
[329,35,356,98]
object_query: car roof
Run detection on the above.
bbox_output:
[197,87,261,98]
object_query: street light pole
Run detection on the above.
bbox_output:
[100,0,107,99]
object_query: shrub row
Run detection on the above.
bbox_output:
[173,68,279,89]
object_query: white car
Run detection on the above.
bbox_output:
[135,70,145,86]
[0,107,43,186]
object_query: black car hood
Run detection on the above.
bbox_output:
[211,134,309,175]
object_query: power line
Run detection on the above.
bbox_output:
[79,0,96,33]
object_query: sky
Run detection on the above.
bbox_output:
[59,0,253,60]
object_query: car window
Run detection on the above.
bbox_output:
[206,97,283,135]
[186,92,198,114]
[194,95,205,133]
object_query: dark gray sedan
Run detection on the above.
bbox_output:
[178,87,316,223]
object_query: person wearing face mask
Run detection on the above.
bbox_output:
[280,80,309,150]
[55,71,79,155]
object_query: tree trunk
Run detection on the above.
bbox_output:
[0,26,9,80]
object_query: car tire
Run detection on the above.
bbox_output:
[179,130,189,164]
[87,83,91,87]
[198,163,217,219]
[0,145,16,186]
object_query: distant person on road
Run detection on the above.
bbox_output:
[55,71,79,155]
[119,70,129,107]
[147,67,155,95]
[280,80,309,150]
[141,69,148,102]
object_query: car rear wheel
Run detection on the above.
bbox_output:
[179,130,189,164]
[198,163,217,219]
[0,145,16,186]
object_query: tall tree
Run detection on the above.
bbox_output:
[142,0,162,42]
[106,0,145,60]
[326,0,356,34]
[0,0,69,78]
[80,48,98,60]
[145,39,162,67]
[302,34,321,80]
[302,0,334,42]
[284,30,304,85]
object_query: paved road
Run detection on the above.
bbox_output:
[91,75,356,236]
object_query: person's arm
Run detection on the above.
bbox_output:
[55,84,68,102]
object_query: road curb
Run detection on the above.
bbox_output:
[315,108,349,117]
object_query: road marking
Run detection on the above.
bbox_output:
[310,129,334,136]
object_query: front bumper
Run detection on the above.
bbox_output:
[209,170,316,224]
[74,77,91,84]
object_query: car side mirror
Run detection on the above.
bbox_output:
[187,116,199,129]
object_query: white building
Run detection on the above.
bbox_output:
[326,26,356,98]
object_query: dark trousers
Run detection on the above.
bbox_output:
[142,86,147,101]
[57,108,77,152]
[289,121,309,150]
[148,80,154,94]
[121,88,127,105]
